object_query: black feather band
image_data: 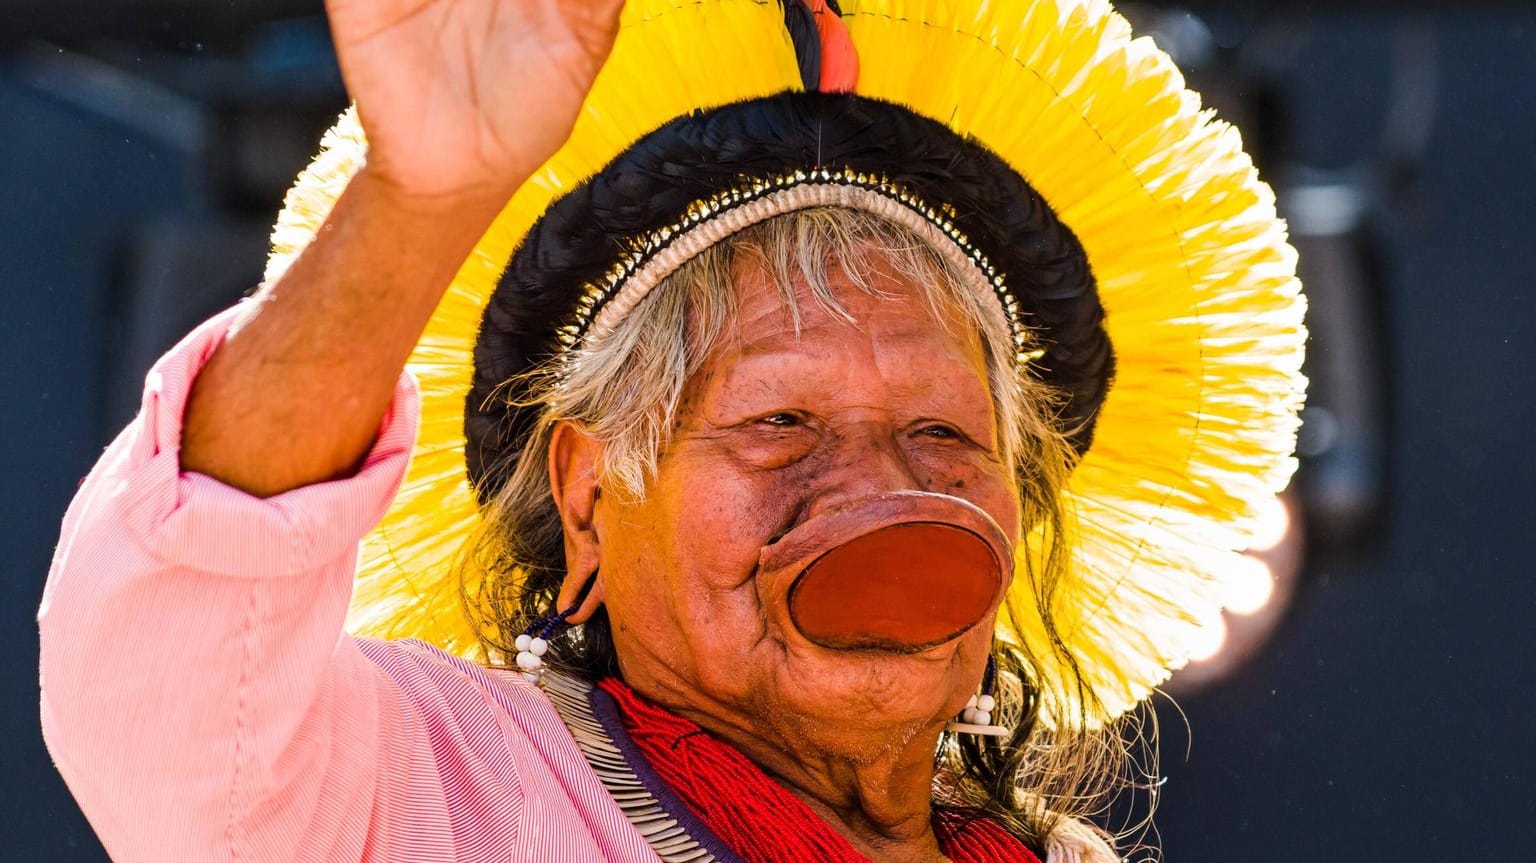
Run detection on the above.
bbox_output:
[466,91,1113,501]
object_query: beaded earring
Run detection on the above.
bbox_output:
[514,601,581,683]
[946,654,1011,737]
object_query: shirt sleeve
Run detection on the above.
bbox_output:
[37,305,524,862]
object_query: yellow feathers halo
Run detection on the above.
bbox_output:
[265,0,1307,728]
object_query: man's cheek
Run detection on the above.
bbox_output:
[920,465,1023,541]
[687,468,804,542]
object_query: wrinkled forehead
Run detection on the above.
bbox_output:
[725,252,988,362]
[673,246,1000,427]
[680,216,997,372]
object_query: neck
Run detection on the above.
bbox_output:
[661,687,952,863]
[763,747,949,863]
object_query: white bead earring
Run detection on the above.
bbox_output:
[514,601,580,683]
[947,654,1011,737]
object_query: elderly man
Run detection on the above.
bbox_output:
[38,0,1306,861]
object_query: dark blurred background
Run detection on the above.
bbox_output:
[4,2,1533,860]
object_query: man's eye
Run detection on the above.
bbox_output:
[919,424,958,439]
[760,413,800,427]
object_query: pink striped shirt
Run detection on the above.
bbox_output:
[38,307,668,862]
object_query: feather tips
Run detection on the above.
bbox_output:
[845,0,1306,723]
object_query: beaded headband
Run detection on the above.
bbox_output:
[566,176,1029,363]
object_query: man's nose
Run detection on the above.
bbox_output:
[801,420,925,520]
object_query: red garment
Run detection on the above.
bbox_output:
[600,678,1042,863]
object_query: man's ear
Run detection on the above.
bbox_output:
[547,420,606,624]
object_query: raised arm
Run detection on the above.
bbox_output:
[39,1,622,860]
[184,0,624,497]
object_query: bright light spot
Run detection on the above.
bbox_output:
[1226,555,1276,615]
[1187,614,1228,663]
[1247,495,1291,552]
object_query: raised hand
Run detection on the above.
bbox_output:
[325,0,626,200]
[181,0,625,496]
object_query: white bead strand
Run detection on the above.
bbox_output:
[513,603,582,685]
[946,660,1010,737]
[515,634,549,682]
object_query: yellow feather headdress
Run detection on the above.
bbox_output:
[265,0,1306,727]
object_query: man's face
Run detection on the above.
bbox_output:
[588,254,1023,748]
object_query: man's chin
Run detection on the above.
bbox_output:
[765,645,973,728]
